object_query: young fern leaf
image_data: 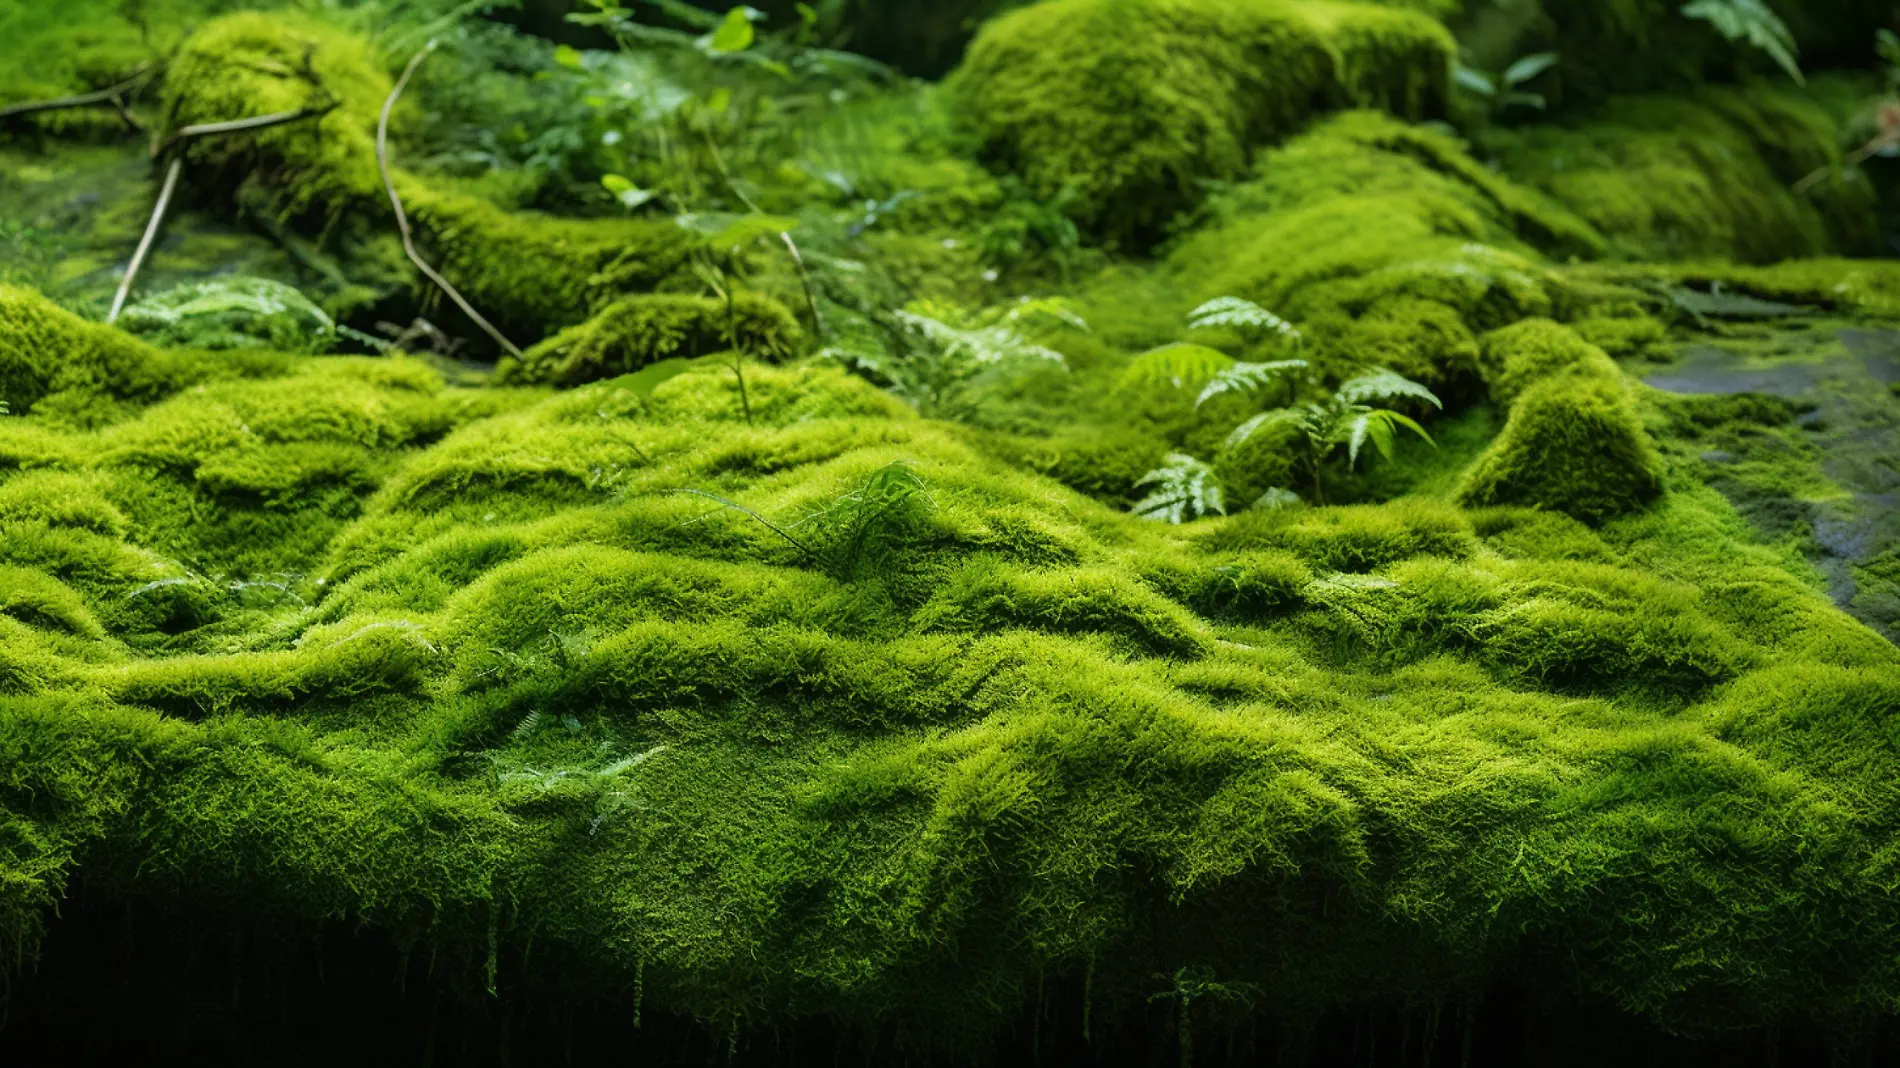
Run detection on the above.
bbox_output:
[1335,369,1442,409]
[1225,407,1308,451]
[1195,359,1309,408]
[1187,297,1300,342]
[1118,342,1234,393]
[1681,0,1803,84]
[1133,454,1226,524]
[1345,409,1434,467]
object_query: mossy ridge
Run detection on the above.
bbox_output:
[949,0,1456,245]
[3,332,1899,1046]
[1482,84,1881,264]
[158,13,701,344]
[497,293,803,387]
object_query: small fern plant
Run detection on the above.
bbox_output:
[1133,454,1226,523]
[1682,0,1803,84]
[829,297,1083,420]
[1118,297,1306,403]
[1226,369,1442,505]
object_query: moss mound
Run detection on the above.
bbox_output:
[1483,85,1880,263]
[0,285,193,416]
[3,277,1900,1052]
[498,293,803,387]
[1459,374,1665,523]
[949,0,1456,244]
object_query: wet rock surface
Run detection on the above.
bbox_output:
[1646,321,1900,641]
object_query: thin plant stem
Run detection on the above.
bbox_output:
[108,155,184,324]
[152,105,335,157]
[0,67,155,121]
[780,231,824,339]
[378,42,525,359]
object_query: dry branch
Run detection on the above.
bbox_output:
[108,155,184,324]
[377,42,524,360]
[0,67,155,122]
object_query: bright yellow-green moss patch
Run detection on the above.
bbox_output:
[0,285,195,416]
[950,0,1456,243]
[497,293,803,387]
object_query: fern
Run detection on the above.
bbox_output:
[676,461,933,577]
[1219,367,1441,506]
[1186,296,1300,343]
[1195,359,1309,408]
[1133,453,1226,524]
[1118,343,1234,394]
[1682,0,1803,84]
[834,298,1080,419]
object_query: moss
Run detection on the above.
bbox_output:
[1460,374,1665,523]
[0,285,194,415]
[1482,86,1881,263]
[950,0,1456,244]
[1158,112,1606,393]
[159,15,701,343]
[497,293,803,388]
[1476,317,1623,406]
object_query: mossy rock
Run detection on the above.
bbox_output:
[949,0,1457,244]
[1459,374,1665,523]
[497,293,803,387]
[159,14,699,344]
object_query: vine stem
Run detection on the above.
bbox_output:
[378,41,524,360]
[108,155,184,324]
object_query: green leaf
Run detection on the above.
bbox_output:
[554,44,585,69]
[1224,408,1305,452]
[1196,359,1308,408]
[1501,51,1559,87]
[601,175,656,211]
[607,356,697,401]
[1345,410,1434,468]
[1117,342,1234,394]
[706,6,757,52]
[706,87,733,114]
[1133,454,1226,524]
[1335,369,1441,409]
[1454,65,1497,97]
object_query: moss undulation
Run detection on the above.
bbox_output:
[0,285,193,415]
[1,313,1898,1048]
[949,0,1456,243]
[497,293,803,387]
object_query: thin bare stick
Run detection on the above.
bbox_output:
[0,68,154,121]
[779,231,824,340]
[153,105,335,157]
[377,42,524,360]
[109,155,184,324]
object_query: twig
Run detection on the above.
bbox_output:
[667,489,822,561]
[109,155,184,324]
[152,104,336,157]
[779,231,824,340]
[0,67,155,122]
[377,42,524,360]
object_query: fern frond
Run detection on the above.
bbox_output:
[1133,453,1226,524]
[1194,359,1309,408]
[1682,0,1803,83]
[510,711,544,744]
[1187,296,1300,341]
[1335,369,1442,409]
[1224,408,1307,452]
[1118,342,1234,394]
[1253,487,1304,511]
[1344,409,1435,467]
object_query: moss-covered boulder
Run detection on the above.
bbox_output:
[949,0,1457,244]
[497,293,804,387]
[159,13,695,344]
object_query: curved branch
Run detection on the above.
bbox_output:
[0,67,155,122]
[377,42,524,360]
